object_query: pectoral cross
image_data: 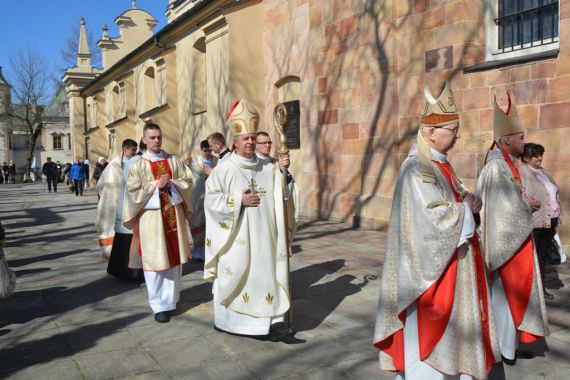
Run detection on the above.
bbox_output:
[248,178,267,197]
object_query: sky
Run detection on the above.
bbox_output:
[0,0,168,97]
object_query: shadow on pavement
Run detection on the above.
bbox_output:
[0,314,147,376]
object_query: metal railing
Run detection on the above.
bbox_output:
[495,1,559,52]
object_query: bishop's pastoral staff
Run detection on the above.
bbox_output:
[373,83,500,380]
[476,94,549,365]
[204,99,296,341]
[124,123,194,323]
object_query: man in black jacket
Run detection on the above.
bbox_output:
[42,157,59,192]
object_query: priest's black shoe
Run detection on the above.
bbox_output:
[154,311,171,323]
[268,322,295,342]
[543,289,555,300]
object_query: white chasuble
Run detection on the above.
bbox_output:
[96,156,125,253]
[204,154,295,334]
[374,147,500,380]
[477,150,549,356]
[124,151,193,271]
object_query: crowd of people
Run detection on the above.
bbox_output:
[0,90,565,378]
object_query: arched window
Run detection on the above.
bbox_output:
[144,67,156,111]
[112,85,120,120]
[192,37,207,114]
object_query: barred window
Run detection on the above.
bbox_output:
[496,0,559,52]
[53,135,63,150]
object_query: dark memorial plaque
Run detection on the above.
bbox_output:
[282,100,300,149]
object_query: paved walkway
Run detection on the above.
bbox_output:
[0,183,568,379]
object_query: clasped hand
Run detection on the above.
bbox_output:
[463,192,482,214]
[157,174,170,189]
[242,187,260,207]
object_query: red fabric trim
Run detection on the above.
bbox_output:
[149,159,181,269]
[99,237,114,247]
[520,331,541,343]
[417,252,459,360]
[498,237,535,331]
[434,160,497,370]
[471,237,497,372]
[374,312,406,371]
[374,328,405,371]
[226,100,240,121]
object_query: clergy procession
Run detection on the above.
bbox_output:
[1,81,567,378]
[61,83,558,379]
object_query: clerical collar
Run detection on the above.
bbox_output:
[219,148,230,159]
[231,152,259,170]
[147,151,164,159]
[430,148,447,163]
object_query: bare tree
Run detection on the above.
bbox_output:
[7,47,51,180]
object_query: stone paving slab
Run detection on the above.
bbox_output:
[0,183,568,379]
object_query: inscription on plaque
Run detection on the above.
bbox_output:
[282,100,300,149]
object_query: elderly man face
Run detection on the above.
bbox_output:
[234,133,257,159]
[425,122,460,154]
[502,132,525,157]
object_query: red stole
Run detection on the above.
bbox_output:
[432,161,495,371]
[147,158,181,268]
[375,161,494,372]
[485,143,538,343]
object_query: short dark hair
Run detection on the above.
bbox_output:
[122,139,137,149]
[200,140,210,150]
[138,138,147,153]
[256,131,270,139]
[207,132,226,145]
[522,143,545,162]
[143,123,161,133]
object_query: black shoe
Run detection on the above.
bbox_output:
[154,311,171,323]
[268,322,295,342]
[516,349,535,359]
[543,290,555,300]
[502,355,516,366]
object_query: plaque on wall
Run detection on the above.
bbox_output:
[282,100,300,149]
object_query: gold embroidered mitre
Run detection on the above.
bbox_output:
[420,82,459,127]
[417,83,459,183]
[493,92,525,138]
[226,99,260,136]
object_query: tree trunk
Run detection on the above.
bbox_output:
[24,123,43,182]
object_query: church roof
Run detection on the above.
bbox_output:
[43,87,69,118]
[0,66,11,87]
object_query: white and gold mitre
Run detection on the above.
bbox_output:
[226,99,260,136]
[493,92,525,138]
[420,82,459,127]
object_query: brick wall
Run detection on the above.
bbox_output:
[264,0,570,243]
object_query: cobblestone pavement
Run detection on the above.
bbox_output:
[0,183,568,379]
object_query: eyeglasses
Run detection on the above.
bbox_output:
[436,125,459,135]
[257,141,273,145]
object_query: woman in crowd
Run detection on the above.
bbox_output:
[520,142,561,300]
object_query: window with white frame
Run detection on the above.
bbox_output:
[485,0,559,60]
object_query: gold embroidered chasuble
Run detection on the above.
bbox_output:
[476,150,549,337]
[96,156,126,252]
[374,150,500,379]
[204,153,296,318]
[123,151,193,271]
